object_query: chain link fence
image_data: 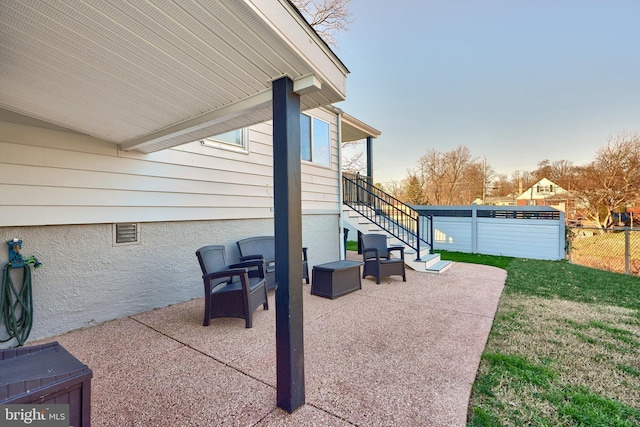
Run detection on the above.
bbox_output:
[567,226,640,275]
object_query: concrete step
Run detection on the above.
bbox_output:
[407,256,454,274]
[425,260,454,274]
[406,252,438,269]
[343,204,452,275]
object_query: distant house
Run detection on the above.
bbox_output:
[613,206,640,227]
[0,1,383,348]
[516,178,569,211]
[480,195,518,206]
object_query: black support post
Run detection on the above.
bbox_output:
[366,136,373,183]
[272,76,305,413]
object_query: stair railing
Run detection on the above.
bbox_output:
[342,173,433,258]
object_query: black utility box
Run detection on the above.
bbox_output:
[311,260,363,299]
[0,342,92,427]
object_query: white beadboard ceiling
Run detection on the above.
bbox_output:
[0,0,348,152]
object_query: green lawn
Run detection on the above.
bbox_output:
[346,240,358,252]
[435,251,640,427]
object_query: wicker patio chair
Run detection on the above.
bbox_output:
[360,234,406,284]
[195,245,268,328]
[236,236,309,289]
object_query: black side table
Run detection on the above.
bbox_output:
[311,260,363,299]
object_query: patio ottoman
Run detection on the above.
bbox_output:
[311,260,363,299]
[0,342,92,427]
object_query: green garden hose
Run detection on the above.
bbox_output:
[1,264,33,346]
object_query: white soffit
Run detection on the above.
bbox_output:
[341,112,381,142]
[0,0,348,153]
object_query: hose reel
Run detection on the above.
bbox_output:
[1,239,41,346]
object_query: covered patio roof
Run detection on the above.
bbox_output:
[340,111,381,143]
[0,1,353,413]
[0,0,348,152]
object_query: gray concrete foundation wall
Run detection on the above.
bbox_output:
[0,214,338,347]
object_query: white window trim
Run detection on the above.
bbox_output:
[301,114,331,167]
[200,128,249,153]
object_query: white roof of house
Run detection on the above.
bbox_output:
[516,178,567,200]
[0,0,348,153]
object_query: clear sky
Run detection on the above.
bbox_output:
[333,0,640,185]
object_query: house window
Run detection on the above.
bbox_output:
[536,185,552,194]
[201,128,248,152]
[300,114,330,166]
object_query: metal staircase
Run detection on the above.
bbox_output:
[342,174,453,274]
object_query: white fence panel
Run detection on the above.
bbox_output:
[477,218,563,260]
[416,205,565,261]
[432,217,473,253]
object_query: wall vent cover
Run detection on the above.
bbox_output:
[113,223,139,245]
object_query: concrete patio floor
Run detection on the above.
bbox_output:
[34,255,506,426]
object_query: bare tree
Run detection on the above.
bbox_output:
[571,131,640,227]
[443,146,474,204]
[533,159,576,190]
[491,174,514,198]
[464,160,495,203]
[291,0,353,48]
[414,149,447,204]
[381,179,406,200]
[340,140,365,174]
[402,145,485,205]
[511,170,536,197]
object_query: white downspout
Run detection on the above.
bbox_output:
[336,110,345,259]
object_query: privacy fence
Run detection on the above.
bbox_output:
[567,226,640,276]
[413,205,565,261]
